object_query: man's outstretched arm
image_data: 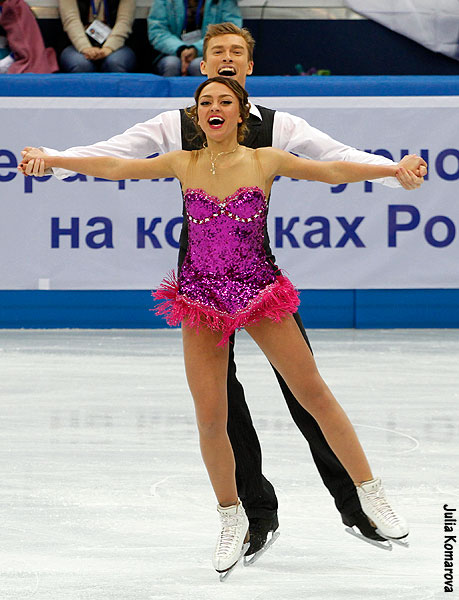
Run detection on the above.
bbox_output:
[39,109,182,179]
[272,110,426,190]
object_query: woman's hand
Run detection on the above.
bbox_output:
[98,47,113,59]
[18,147,48,176]
[82,46,100,60]
[82,47,113,61]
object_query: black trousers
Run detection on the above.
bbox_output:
[226,311,361,521]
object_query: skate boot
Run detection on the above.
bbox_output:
[213,502,249,579]
[341,510,386,542]
[342,509,393,550]
[356,477,409,541]
[244,513,280,565]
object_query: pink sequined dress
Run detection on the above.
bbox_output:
[153,186,299,345]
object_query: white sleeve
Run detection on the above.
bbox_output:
[41,109,182,179]
[272,110,401,188]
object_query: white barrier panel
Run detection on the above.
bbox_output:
[1,96,458,290]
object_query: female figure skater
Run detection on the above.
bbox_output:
[21,77,418,578]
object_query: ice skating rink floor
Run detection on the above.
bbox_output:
[1,328,458,600]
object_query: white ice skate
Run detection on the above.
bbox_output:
[356,477,409,546]
[213,502,249,581]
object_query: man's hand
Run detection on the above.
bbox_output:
[19,147,48,176]
[395,154,428,190]
[180,47,197,75]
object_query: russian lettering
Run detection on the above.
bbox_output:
[165,217,183,249]
[0,149,17,182]
[86,217,114,249]
[388,205,420,247]
[303,217,331,248]
[335,216,365,248]
[51,217,80,248]
[275,217,300,248]
[137,217,162,248]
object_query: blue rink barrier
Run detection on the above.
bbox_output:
[1,74,458,329]
[1,74,459,97]
[1,289,458,329]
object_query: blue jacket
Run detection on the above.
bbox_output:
[147,0,242,57]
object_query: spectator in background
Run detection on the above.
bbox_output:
[148,0,241,76]
[0,21,11,73]
[59,0,136,72]
[0,0,58,73]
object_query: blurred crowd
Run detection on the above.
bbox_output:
[0,0,241,74]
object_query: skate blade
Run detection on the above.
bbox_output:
[345,527,393,551]
[243,530,280,566]
[375,529,410,548]
[218,542,250,582]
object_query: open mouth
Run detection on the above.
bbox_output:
[208,116,225,129]
[218,66,236,76]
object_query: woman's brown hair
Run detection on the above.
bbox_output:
[185,76,250,145]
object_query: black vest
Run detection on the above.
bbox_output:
[178,105,277,268]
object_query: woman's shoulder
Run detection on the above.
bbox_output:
[168,149,196,158]
[254,146,283,156]
[254,146,286,164]
[166,149,196,167]
[167,149,200,180]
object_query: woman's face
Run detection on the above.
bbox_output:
[196,82,242,143]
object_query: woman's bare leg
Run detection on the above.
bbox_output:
[245,316,372,484]
[182,323,237,506]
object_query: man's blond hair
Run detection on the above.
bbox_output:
[203,23,255,62]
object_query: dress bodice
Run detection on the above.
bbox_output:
[184,186,267,224]
[178,186,277,317]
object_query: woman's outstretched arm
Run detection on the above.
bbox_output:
[19,147,185,181]
[258,147,425,185]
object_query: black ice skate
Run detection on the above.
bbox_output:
[243,514,280,566]
[342,509,393,551]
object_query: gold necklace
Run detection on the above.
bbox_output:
[209,145,239,175]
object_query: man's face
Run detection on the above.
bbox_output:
[200,34,254,88]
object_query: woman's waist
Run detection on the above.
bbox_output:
[180,250,277,279]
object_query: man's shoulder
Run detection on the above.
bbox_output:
[132,108,181,128]
[137,109,182,132]
[251,105,307,126]
[254,104,275,112]
[252,104,276,119]
[155,108,181,120]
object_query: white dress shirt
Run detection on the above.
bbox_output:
[44,103,399,187]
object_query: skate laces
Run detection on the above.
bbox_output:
[364,487,401,526]
[215,513,242,557]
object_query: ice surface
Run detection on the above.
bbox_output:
[1,328,458,599]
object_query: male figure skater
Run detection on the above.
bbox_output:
[32,22,426,558]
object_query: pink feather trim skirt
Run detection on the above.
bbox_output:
[152,271,300,346]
